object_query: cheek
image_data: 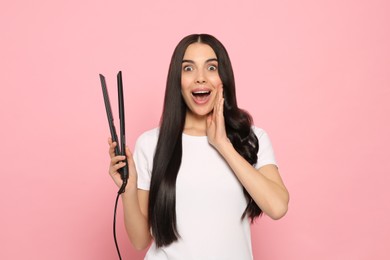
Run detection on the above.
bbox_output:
[210,74,222,86]
[181,76,192,90]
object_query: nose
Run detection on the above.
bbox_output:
[195,70,206,84]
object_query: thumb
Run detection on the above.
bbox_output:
[125,146,133,158]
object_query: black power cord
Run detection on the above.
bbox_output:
[113,191,122,260]
[113,181,127,260]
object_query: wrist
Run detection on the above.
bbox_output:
[215,138,234,155]
[121,185,137,198]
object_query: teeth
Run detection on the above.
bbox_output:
[193,91,210,94]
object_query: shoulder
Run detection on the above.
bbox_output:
[136,127,159,141]
[251,125,275,151]
[251,125,277,167]
[134,127,159,150]
[251,125,269,139]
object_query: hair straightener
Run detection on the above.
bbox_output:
[99,71,129,260]
[100,71,129,193]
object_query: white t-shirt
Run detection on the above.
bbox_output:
[133,126,277,260]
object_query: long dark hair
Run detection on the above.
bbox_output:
[148,34,261,247]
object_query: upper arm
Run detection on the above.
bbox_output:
[138,189,149,219]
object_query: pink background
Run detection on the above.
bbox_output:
[1,0,389,259]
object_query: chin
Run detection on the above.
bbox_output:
[188,106,213,117]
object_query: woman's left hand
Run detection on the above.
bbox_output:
[206,84,230,151]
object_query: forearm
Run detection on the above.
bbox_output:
[217,142,289,219]
[121,187,151,250]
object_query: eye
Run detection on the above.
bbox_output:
[208,65,218,71]
[183,65,193,72]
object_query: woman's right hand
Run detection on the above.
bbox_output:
[108,138,137,192]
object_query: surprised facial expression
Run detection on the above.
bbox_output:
[181,43,223,118]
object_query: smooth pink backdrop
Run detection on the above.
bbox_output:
[1,0,389,259]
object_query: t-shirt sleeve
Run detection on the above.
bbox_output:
[133,131,156,190]
[252,127,278,169]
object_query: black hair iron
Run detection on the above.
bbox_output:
[99,71,128,260]
[100,71,129,194]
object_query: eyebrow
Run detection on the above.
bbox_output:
[182,58,218,64]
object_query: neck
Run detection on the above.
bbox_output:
[183,110,208,136]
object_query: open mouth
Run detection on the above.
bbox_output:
[191,90,211,104]
[192,90,211,97]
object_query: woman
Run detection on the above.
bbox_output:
[108,34,289,259]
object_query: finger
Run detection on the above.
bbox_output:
[110,155,126,166]
[218,98,223,118]
[125,146,136,167]
[110,161,127,175]
[108,141,118,158]
[215,86,223,118]
[125,146,133,158]
[216,87,225,132]
[108,138,114,154]
[213,87,220,122]
[214,99,222,133]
